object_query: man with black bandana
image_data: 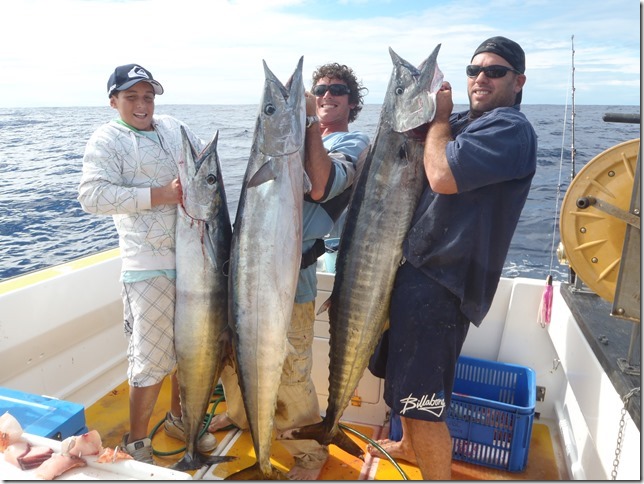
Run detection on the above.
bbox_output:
[367,36,537,479]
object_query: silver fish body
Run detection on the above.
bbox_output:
[227,58,306,480]
[285,45,443,458]
[173,129,233,471]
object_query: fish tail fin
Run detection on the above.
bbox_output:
[226,462,287,480]
[282,421,365,460]
[172,452,236,472]
[282,421,327,443]
[331,427,365,460]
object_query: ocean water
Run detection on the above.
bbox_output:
[0,104,639,282]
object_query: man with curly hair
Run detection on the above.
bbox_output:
[209,63,370,480]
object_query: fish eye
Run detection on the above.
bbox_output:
[395,86,404,95]
[264,103,276,115]
[206,174,217,185]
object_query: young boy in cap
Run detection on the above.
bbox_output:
[366,36,537,479]
[78,64,217,464]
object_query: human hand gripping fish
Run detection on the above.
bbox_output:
[406,80,451,140]
[277,45,443,460]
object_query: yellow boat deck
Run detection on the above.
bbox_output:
[86,378,566,480]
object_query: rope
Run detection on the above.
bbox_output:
[149,385,227,457]
[339,422,409,480]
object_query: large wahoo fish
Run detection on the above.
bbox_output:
[281,45,443,458]
[173,129,234,471]
[227,58,306,480]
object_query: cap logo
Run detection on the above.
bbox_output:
[128,66,150,80]
[108,63,163,97]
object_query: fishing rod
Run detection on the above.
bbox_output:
[570,35,576,180]
[568,35,577,285]
[541,34,577,326]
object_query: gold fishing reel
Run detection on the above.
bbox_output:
[558,138,640,303]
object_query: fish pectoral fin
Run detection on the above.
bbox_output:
[203,226,218,265]
[303,171,312,194]
[316,296,332,316]
[247,161,277,188]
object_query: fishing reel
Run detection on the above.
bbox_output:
[558,132,640,322]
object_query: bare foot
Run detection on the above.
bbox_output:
[207,413,234,432]
[366,438,417,465]
[286,461,325,480]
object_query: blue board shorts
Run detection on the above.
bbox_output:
[383,261,470,422]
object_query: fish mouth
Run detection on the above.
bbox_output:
[258,145,302,157]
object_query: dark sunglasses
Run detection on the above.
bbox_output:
[466,65,521,79]
[311,84,351,96]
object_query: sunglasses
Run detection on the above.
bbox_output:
[466,65,521,79]
[311,84,351,96]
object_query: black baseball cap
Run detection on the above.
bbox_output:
[472,36,525,103]
[107,64,164,98]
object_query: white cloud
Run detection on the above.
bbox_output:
[0,0,639,107]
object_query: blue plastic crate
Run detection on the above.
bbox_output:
[446,356,536,472]
[0,387,87,440]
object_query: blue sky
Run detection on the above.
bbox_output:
[0,0,640,107]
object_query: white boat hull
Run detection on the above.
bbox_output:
[0,250,639,480]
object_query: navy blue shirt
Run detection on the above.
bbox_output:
[403,105,537,325]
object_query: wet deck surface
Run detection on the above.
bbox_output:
[86,377,566,480]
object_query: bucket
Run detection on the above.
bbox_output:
[324,238,340,273]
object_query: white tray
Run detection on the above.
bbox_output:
[0,432,192,480]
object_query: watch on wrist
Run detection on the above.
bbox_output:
[306,115,319,128]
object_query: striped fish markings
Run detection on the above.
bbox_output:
[173,129,234,471]
[281,45,443,458]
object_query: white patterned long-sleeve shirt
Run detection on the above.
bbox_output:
[78,115,204,272]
